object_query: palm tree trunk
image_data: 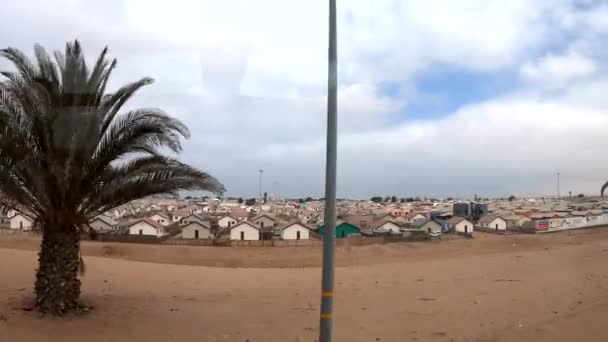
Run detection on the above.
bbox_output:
[34,228,82,315]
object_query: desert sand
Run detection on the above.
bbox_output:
[1,229,608,341]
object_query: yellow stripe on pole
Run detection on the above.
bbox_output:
[322,292,333,297]
[320,313,333,319]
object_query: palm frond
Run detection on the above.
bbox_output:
[0,40,225,226]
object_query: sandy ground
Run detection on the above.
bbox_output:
[1,230,608,341]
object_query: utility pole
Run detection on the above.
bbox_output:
[258,169,264,202]
[557,172,560,200]
[319,0,337,341]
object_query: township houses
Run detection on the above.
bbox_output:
[10,213,33,231]
[88,215,118,233]
[128,218,167,237]
[181,220,212,239]
[148,213,170,226]
[477,215,507,231]
[218,215,239,229]
[229,221,260,241]
[279,222,311,240]
[447,216,474,234]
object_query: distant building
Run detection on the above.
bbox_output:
[453,202,488,221]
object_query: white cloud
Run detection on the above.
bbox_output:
[520,51,597,89]
[2,0,608,198]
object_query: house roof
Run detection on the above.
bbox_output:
[411,218,442,228]
[150,212,170,220]
[181,221,211,230]
[251,213,277,222]
[230,207,249,218]
[218,214,238,221]
[278,221,312,231]
[92,215,117,226]
[404,212,425,219]
[182,214,211,227]
[11,213,34,221]
[230,221,260,231]
[477,215,504,224]
[130,218,164,230]
[171,208,192,217]
[447,216,472,225]
[373,220,401,229]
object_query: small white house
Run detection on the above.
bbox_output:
[148,213,170,226]
[280,222,311,240]
[218,215,238,229]
[10,214,33,231]
[477,215,507,231]
[251,214,277,229]
[373,221,402,234]
[128,219,166,237]
[229,222,260,241]
[448,217,474,234]
[89,215,118,233]
[412,219,443,235]
[181,221,211,239]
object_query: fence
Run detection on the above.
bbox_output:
[534,214,608,233]
[0,228,38,236]
[1,229,430,248]
[162,238,214,246]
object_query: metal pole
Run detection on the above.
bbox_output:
[259,169,263,201]
[320,0,337,341]
[557,172,560,200]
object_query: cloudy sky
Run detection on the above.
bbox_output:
[2,0,608,199]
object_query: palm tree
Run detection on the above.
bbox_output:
[0,41,225,315]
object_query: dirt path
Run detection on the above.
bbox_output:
[1,229,608,341]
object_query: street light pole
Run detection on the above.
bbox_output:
[557,172,560,200]
[320,0,337,341]
[259,169,264,202]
